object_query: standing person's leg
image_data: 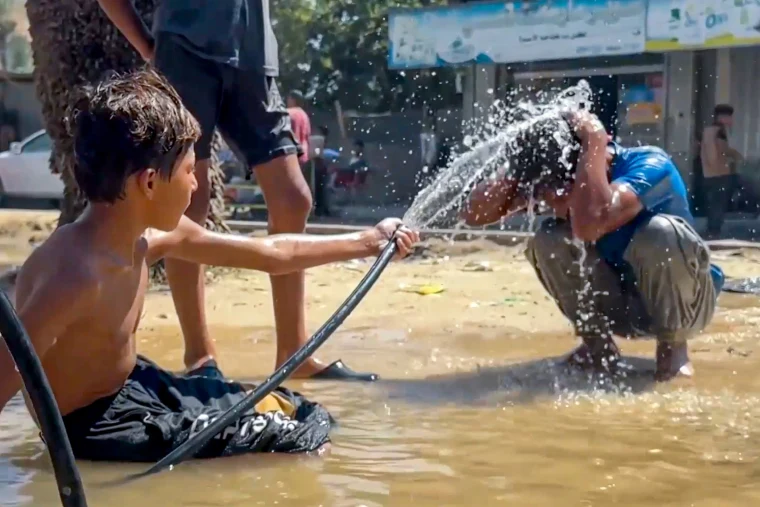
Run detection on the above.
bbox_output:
[622,214,716,380]
[705,175,732,237]
[153,35,222,374]
[218,70,377,381]
[525,218,636,369]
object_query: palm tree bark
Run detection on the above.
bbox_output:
[26,0,229,234]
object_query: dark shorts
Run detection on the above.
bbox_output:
[153,33,301,168]
[61,356,332,462]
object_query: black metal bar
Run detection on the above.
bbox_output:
[0,289,87,507]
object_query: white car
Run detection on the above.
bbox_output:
[0,129,63,207]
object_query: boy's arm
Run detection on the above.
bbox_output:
[0,275,96,414]
[461,170,526,226]
[96,0,154,61]
[569,181,643,242]
[566,111,642,242]
[146,216,416,275]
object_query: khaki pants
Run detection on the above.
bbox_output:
[525,215,716,345]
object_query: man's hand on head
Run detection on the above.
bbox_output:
[562,110,607,144]
[557,110,613,240]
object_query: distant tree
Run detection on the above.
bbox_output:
[26,0,227,234]
[0,0,17,71]
[273,0,459,113]
[6,33,32,73]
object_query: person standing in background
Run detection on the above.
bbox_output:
[310,125,328,160]
[311,125,333,217]
[287,90,314,211]
[417,122,438,190]
[420,125,437,172]
[287,90,311,167]
[701,104,743,238]
[97,0,378,381]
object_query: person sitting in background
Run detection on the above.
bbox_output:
[331,139,370,202]
[463,109,723,381]
[349,139,368,173]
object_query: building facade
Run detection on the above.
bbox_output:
[389,0,760,206]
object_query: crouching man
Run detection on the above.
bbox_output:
[463,110,723,381]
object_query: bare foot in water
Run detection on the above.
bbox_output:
[565,339,621,373]
[655,342,694,381]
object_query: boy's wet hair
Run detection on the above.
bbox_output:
[68,68,200,203]
[506,111,581,198]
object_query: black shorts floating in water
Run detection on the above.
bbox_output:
[62,356,332,462]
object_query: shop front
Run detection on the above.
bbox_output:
[646,0,760,213]
[388,0,656,143]
[388,0,760,212]
[507,54,666,147]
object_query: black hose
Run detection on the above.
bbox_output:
[0,290,88,507]
[123,237,400,483]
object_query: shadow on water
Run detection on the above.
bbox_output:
[381,355,658,407]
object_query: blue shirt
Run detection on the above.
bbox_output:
[595,143,724,292]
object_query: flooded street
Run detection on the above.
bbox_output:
[3,212,760,506]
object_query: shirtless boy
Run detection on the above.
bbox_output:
[700,104,744,237]
[0,69,418,462]
[463,110,723,381]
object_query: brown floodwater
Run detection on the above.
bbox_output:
[4,296,760,507]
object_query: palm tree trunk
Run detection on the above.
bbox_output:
[26,0,229,234]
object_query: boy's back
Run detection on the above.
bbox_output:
[0,69,418,462]
[14,220,149,417]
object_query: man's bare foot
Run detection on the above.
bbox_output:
[655,342,694,381]
[566,339,621,372]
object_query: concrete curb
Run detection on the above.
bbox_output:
[706,239,760,251]
[227,220,533,244]
[227,220,760,250]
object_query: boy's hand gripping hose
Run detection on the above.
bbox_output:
[0,289,88,507]
[121,234,401,484]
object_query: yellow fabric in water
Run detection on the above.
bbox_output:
[254,391,295,416]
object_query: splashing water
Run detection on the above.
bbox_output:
[571,186,636,347]
[570,237,617,366]
[570,237,594,328]
[402,81,593,230]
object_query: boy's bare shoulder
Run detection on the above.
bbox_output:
[17,228,102,307]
